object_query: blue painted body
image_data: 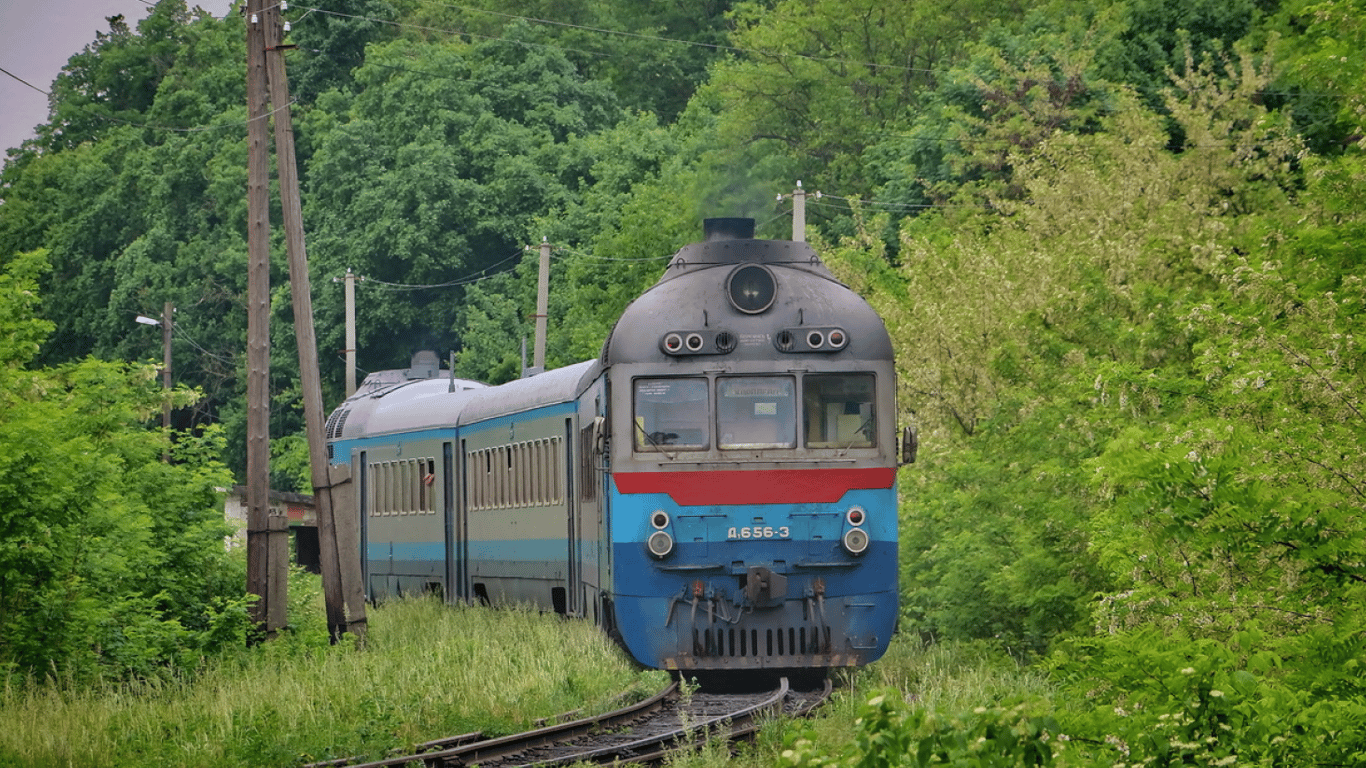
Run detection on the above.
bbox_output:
[609,485,898,670]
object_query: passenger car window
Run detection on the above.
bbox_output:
[718,376,796,449]
[634,378,709,451]
[803,374,876,448]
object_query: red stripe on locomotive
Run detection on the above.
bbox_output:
[612,467,895,505]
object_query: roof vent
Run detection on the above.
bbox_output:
[703,217,755,241]
[406,350,441,379]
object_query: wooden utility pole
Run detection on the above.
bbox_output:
[262,0,367,642]
[244,0,286,638]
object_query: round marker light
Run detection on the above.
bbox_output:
[648,530,675,558]
[846,506,865,526]
[827,329,847,349]
[663,333,683,353]
[842,528,869,556]
[807,330,825,349]
[651,510,670,530]
[685,332,705,351]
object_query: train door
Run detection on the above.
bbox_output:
[357,449,369,600]
[564,418,578,616]
[442,441,467,603]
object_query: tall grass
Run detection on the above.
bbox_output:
[1,577,1051,768]
[0,590,665,768]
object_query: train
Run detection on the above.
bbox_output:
[325,217,910,676]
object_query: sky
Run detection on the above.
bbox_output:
[0,0,235,155]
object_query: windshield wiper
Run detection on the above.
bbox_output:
[633,420,679,460]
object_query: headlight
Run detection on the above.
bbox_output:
[842,528,869,556]
[726,264,777,314]
[647,530,675,558]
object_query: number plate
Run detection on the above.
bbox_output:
[727,526,790,540]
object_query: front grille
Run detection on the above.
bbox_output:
[693,625,831,658]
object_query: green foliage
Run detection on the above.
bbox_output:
[1093,0,1261,112]
[304,26,622,376]
[1269,0,1366,152]
[0,252,243,683]
[1050,629,1366,765]
[708,0,1032,193]
[780,689,1061,768]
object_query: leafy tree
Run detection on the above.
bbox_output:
[0,251,247,683]
[37,0,214,153]
[304,25,621,378]
[703,0,1033,195]
[405,0,738,121]
[1268,0,1366,153]
[867,14,1121,213]
[285,0,403,106]
[1092,0,1262,114]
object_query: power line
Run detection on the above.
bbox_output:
[354,247,525,291]
[0,65,49,95]
[297,3,943,77]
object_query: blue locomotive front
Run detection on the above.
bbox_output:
[598,218,900,672]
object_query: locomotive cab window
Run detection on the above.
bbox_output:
[718,376,796,450]
[634,378,709,451]
[804,373,876,449]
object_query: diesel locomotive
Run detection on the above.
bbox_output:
[325,217,907,675]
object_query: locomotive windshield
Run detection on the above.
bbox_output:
[633,374,879,454]
[718,376,797,449]
[634,378,709,450]
[803,374,876,448]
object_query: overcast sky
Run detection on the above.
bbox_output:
[0,0,235,154]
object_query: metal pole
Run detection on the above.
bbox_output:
[264,2,367,642]
[792,181,806,242]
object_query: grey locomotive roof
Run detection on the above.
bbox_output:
[456,359,601,426]
[602,237,892,367]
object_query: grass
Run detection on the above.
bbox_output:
[0,579,1052,768]
[0,585,666,767]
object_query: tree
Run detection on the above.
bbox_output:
[304,26,621,379]
[702,0,1032,194]
[0,251,246,683]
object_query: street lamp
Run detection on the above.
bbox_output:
[136,304,174,439]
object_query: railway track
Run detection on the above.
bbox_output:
[307,676,831,768]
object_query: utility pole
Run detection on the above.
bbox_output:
[244,0,284,639]
[344,269,357,398]
[262,0,367,642]
[791,181,807,242]
[161,302,173,433]
[161,302,173,463]
[532,238,550,374]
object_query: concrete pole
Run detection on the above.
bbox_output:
[532,239,550,372]
[161,302,173,462]
[344,269,356,398]
[792,181,806,242]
